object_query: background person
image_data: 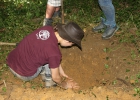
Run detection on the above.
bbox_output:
[43,0,61,26]
[92,0,119,39]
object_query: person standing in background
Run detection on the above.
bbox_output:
[43,0,61,26]
[92,0,119,39]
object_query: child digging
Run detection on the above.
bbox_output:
[6,22,84,89]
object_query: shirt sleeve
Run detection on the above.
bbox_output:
[48,56,61,68]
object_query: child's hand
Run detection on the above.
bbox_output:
[58,78,79,90]
[66,79,80,90]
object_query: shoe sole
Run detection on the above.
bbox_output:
[102,26,119,39]
[45,80,57,88]
[46,84,57,88]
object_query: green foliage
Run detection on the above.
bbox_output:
[105,64,109,69]
[0,0,46,42]
[2,87,7,92]
[114,1,140,48]
[64,0,100,27]
[134,87,140,97]
[1,0,140,43]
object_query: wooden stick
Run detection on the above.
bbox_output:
[0,42,16,46]
[3,80,7,87]
[61,0,64,24]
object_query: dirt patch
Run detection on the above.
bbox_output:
[0,26,140,100]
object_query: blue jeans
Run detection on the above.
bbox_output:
[9,64,51,81]
[98,0,116,27]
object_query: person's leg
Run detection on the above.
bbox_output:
[40,64,57,87]
[43,4,55,26]
[40,64,51,81]
[93,0,119,39]
[47,0,61,15]
[92,17,106,32]
[53,6,61,18]
[43,0,61,26]
[55,7,60,12]
[45,4,56,19]
[98,0,116,27]
[9,67,43,81]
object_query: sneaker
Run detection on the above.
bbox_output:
[102,26,119,39]
[92,18,106,32]
[45,79,57,88]
[41,74,57,88]
[43,18,53,26]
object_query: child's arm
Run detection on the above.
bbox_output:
[51,67,67,89]
[58,64,69,78]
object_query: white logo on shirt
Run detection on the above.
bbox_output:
[36,30,50,40]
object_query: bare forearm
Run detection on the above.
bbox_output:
[58,64,68,78]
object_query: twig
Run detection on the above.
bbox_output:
[61,0,64,24]
[116,78,130,86]
[0,42,16,46]
[3,80,7,87]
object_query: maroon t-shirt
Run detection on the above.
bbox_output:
[7,26,62,76]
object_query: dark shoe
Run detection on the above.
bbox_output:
[92,18,106,32]
[52,10,61,18]
[43,18,53,26]
[102,26,119,39]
